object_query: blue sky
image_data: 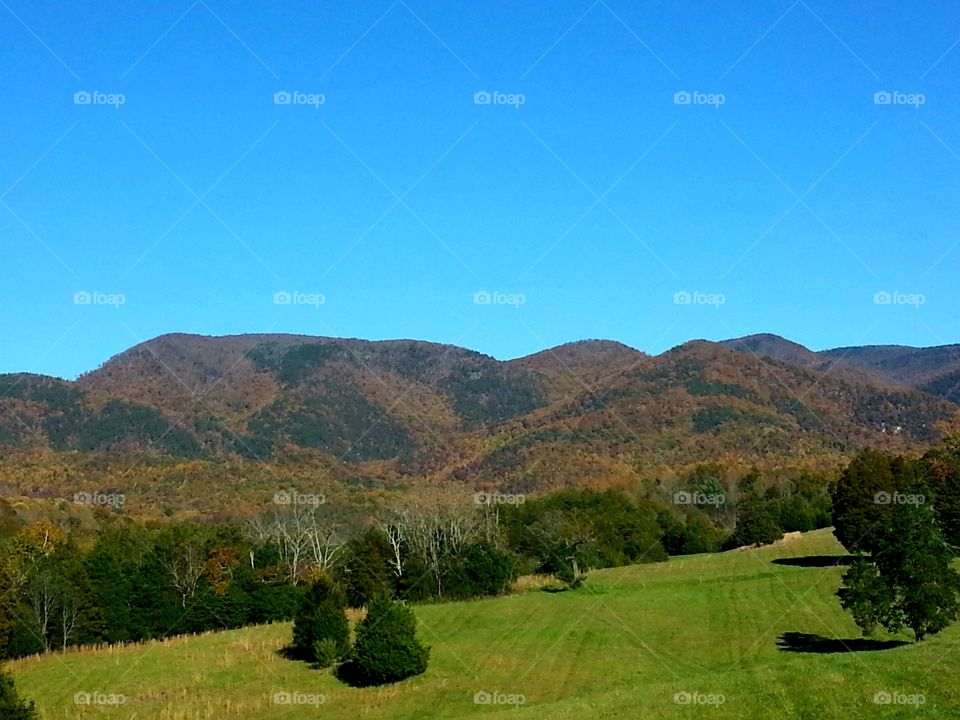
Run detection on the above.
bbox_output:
[1,0,958,378]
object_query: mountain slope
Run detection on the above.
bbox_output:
[449,339,957,491]
[0,333,957,497]
[723,335,960,404]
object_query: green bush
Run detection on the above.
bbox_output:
[291,577,349,665]
[339,595,428,686]
[442,542,515,599]
[0,668,37,720]
[338,529,397,607]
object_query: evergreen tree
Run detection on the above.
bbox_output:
[0,668,36,720]
[338,529,397,607]
[339,595,428,686]
[291,576,349,666]
[832,449,916,553]
[919,443,960,551]
[727,495,782,548]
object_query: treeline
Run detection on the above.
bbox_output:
[659,465,833,553]
[0,516,301,659]
[0,463,838,660]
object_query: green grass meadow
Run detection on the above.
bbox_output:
[11,528,959,718]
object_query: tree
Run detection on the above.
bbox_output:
[527,509,595,588]
[291,576,349,666]
[389,493,484,597]
[832,450,917,554]
[247,505,346,586]
[0,554,20,656]
[0,668,36,720]
[339,595,428,687]
[727,495,782,548]
[838,502,960,641]
[441,541,514,599]
[919,443,960,551]
[338,528,396,607]
[158,528,206,607]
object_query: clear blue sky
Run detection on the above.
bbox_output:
[2,0,958,378]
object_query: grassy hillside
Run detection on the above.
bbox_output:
[11,529,960,719]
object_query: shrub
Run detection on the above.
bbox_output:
[291,577,349,665]
[338,595,428,686]
[441,542,515,600]
[338,529,397,607]
[0,668,37,720]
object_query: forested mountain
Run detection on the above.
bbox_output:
[0,332,957,514]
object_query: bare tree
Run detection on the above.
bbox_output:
[59,592,79,649]
[167,541,205,607]
[389,489,487,596]
[25,570,59,652]
[247,503,346,585]
[379,516,405,577]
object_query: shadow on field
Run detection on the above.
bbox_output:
[777,632,908,654]
[772,555,855,568]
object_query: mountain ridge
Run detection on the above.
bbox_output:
[1,331,958,504]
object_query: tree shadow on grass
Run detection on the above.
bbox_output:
[772,555,856,568]
[777,632,909,654]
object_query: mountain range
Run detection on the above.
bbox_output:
[1,332,959,506]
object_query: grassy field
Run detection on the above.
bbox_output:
[10,528,960,719]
